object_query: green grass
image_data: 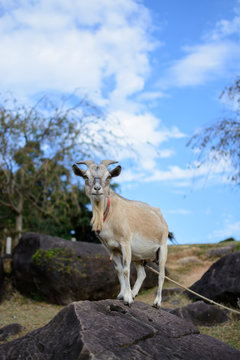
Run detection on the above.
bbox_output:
[0,292,63,342]
[199,321,240,351]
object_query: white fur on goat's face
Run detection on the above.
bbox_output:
[72,161,121,202]
[84,164,112,201]
[72,160,121,232]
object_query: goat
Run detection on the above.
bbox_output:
[72,160,171,308]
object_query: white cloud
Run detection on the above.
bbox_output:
[103,110,185,170]
[150,156,233,184]
[2,0,238,186]
[161,42,240,88]
[159,2,240,89]
[118,155,233,187]
[208,219,240,240]
[136,91,169,101]
[0,0,177,172]
[0,0,156,103]
[208,5,240,41]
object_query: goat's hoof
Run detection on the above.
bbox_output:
[117,294,124,300]
[123,300,132,307]
[152,302,161,309]
[123,296,134,307]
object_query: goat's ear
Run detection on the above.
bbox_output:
[72,164,86,178]
[109,165,121,178]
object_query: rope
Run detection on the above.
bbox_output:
[145,264,240,315]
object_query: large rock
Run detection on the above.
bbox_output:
[0,300,239,360]
[0,324,24,341]
[12,232,158,304]
[187,251,240,307]
[206,245,236,258]
[170,301,230,326]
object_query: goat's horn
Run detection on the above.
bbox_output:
[100,160,118,168]
[76,160,95,167]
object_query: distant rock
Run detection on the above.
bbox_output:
[170,301,230,326]
[187,251,240,307]
[162,287,183,296]
[12,232,157,305]
[0,300,239,360]
[177,256,202,265]
[161,287,183,302]
[207,245,236,258]
[0,323,24,342]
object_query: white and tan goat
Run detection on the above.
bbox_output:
[72,160,172,308]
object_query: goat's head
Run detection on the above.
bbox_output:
[72,160,121,202]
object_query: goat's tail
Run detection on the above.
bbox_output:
[168,232,176,243]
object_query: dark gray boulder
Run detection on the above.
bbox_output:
[0,323,24,341]
[170,301,230,326]
[187,251,240,307]
[12,232,157,304]
[162,287,183,302]
[0,300,239,360]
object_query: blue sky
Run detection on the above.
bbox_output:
[0,0,240,243]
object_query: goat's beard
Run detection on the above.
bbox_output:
[91,198,104,232]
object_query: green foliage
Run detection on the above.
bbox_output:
[31,248,68,264]
[235,242,240,251]
[31,247,87,277]
[187,77,240,186]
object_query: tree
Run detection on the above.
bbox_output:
[22,168,94,242]
[187,78,240,185]
[0,95,116,243]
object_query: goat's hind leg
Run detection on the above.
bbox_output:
[132,262,146,299]
[112,252,125,300]
[153,241,168,308]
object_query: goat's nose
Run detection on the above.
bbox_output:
[94,184,101,191]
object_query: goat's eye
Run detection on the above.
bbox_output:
[105,176,111,185]
[84,176,90,185]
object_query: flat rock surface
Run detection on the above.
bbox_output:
[0,300,239,360]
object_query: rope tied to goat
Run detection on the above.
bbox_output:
[145,264,240,315]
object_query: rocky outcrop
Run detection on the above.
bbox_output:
[170,301,230,326]
[0,324,24,341]
[12,232,157,304]
[0,300,239,360]
[187,251,240,307]
[206,244,236,258]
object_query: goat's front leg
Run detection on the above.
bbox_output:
[121,242,133,306]
[112,251,125,300]
[132,262,146,299]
